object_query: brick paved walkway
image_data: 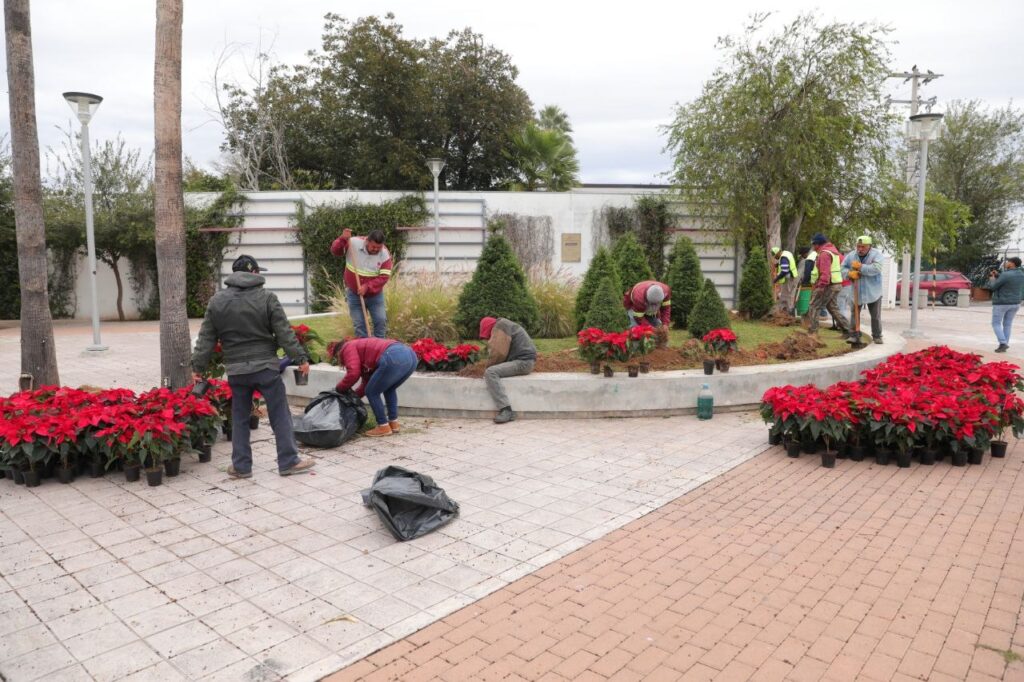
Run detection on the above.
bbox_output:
[329,442,1024,681]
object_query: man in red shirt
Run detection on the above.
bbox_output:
[623,280,672,328]
[806,234,850,335]
[330,228,393,338]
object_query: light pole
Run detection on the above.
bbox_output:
[904,112,944,338]
[63,91,107,351]
[426,158,445,273]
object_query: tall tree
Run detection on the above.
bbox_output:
[928,100,1024,275]
[4,0,59,385]
[508,123,580,191]
[666,13,893,255]
[537,105,573,139]
[154,0,190,387]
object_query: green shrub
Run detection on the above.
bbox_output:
[574,246,621,331]
[688,278,731,339]
[611,232,655,290]
[737,248,774,320]
[184,187,243,317]
[665,236,703,329]
[634,196,673,278]
[454,233,539,337]
[328,271,463,343]
[528,270,578,338]
[584,274,629,332]
[295,195,427,312]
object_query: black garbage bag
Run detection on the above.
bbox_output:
[292,390,367,448]
[361,466,460,541]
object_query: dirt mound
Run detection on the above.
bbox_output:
[761,310,803,327]
[734,332,824,362]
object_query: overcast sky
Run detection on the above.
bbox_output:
[2,0,1022,184]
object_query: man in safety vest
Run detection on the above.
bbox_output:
[806,233,850,335]
[330,228,393,338]
[623,280,672,328]
[771,246,798,314]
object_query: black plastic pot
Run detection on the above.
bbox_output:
[837,443,849,459]
[802,439,819,455]
[991,441,1008,458]
[12,468,25,485]
[602,365,614,378]
[639,361,651,374]
[124,465,141,483]
[702,359,715,375]
[590,362,600,375]
[198,444,212,463]
[224,427,232,441]
[919,449,937,466]
[875,449,891,466]
[786,442,801,458]
[626,365,639,378]
[0,468,6,480]
[769,431,783,446]
[88,459,104,478]
[164,457,181,477]
[23,469,41,487]
[145,468,163,486]
[249,415,260,429]
[897,450,912,468]
[951,450,967,467]
[848,445,865,462]
[57,467,75,484]
[968,448,983,465]
[293,367,309,386]
[821,451,837,468]
[717,359,731,373]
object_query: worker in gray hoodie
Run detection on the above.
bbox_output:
[984,257,1024,353]
[191,255,315,478]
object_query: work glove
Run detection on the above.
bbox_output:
[848,271,860,281]
[851,261,862,270]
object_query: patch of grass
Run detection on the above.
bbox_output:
[977,644,1023,664]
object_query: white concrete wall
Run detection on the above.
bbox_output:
[71,253,146,321]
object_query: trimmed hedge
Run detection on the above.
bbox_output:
[574,246,622,331]
[611,232,655,291]
[738,248,774,320]
[584,274,629,332]
[454,233,540,337]
[665,236,703,329]
[688,277,731,339]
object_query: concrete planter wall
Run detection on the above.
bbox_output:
[285,337,904,419]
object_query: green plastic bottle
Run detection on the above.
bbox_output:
[697,383,713,420]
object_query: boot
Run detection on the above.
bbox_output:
[493,407,515,424]
[363,424,393,437]
[388,420,400,434]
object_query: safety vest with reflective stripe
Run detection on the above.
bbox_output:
[345,237,392,278]
[777,250,797,278]
[811,245,843,285]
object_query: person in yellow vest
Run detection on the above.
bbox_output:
[771,247,798,314]
[330,228,393,338]
[806,234,850,335]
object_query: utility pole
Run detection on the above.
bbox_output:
[887,66,942,309]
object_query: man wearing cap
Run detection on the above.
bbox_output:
[771,246,798,314]
[806,234,850,335]
[841,236,885,344]
[191,255,315,478]
[478,316,537,424]
[623,280,671,328]
[984,257,1024,352]
[330,228,392,338]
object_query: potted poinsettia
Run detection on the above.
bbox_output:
[577,328,607,374]
[628,326,656,374]
[702,328,738,373]
[285,324,324,385]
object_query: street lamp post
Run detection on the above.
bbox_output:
[904,112,944,339]
[63,91,106,351]
[426,158,445,273]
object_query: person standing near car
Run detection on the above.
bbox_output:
[984,257,1024,353]
[842,236,885,344]
[330,228,392,338]
[191,255,315,478]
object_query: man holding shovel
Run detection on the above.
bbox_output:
[330,228,392,338]
[842,236,885,345]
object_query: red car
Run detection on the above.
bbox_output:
[895,271,972,306]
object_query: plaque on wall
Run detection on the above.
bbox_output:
[561,233,581,262]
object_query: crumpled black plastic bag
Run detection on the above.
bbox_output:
[293,390,367,448]
[361,466,460,541]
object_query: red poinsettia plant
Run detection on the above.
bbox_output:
[411,338,481,372]
[289,324,324,364]
[628,326,656,357]
[576,328,632,364]
[702,328,738,359]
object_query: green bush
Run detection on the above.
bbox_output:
[584,274,629,332]
[737,248,774,320]
[185,188,243,317]
[611,232,655,290]
[574,246,621,331]
[528,270,578,338]
[688,278,731,339]
[665,236,704,329]
[454,233,539,337]
[295,195,427,312]
[634,196,673,278]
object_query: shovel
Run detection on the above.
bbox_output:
[846,276,866,348]
[346,246,373,337]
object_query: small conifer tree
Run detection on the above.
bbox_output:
[455,233,540,337]
[611,232,655,290]
[665,236,704,328]
[574,246,622,331]
[583,274,629,332]
[688,278,731,339]
[737,248,774,319]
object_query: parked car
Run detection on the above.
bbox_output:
[895,271,972,306]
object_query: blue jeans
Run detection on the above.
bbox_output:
[363,344,417,424]
[228,368,300,474]
[347,289,387,338]
[992,304,1020,345]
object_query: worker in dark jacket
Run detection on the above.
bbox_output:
[479,317,537,424]
[984,257,1024,353]
[334,337,418,436]
[191,255,314,478]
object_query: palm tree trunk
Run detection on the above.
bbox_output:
[154,0,190,387]
[4,0,59,386]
